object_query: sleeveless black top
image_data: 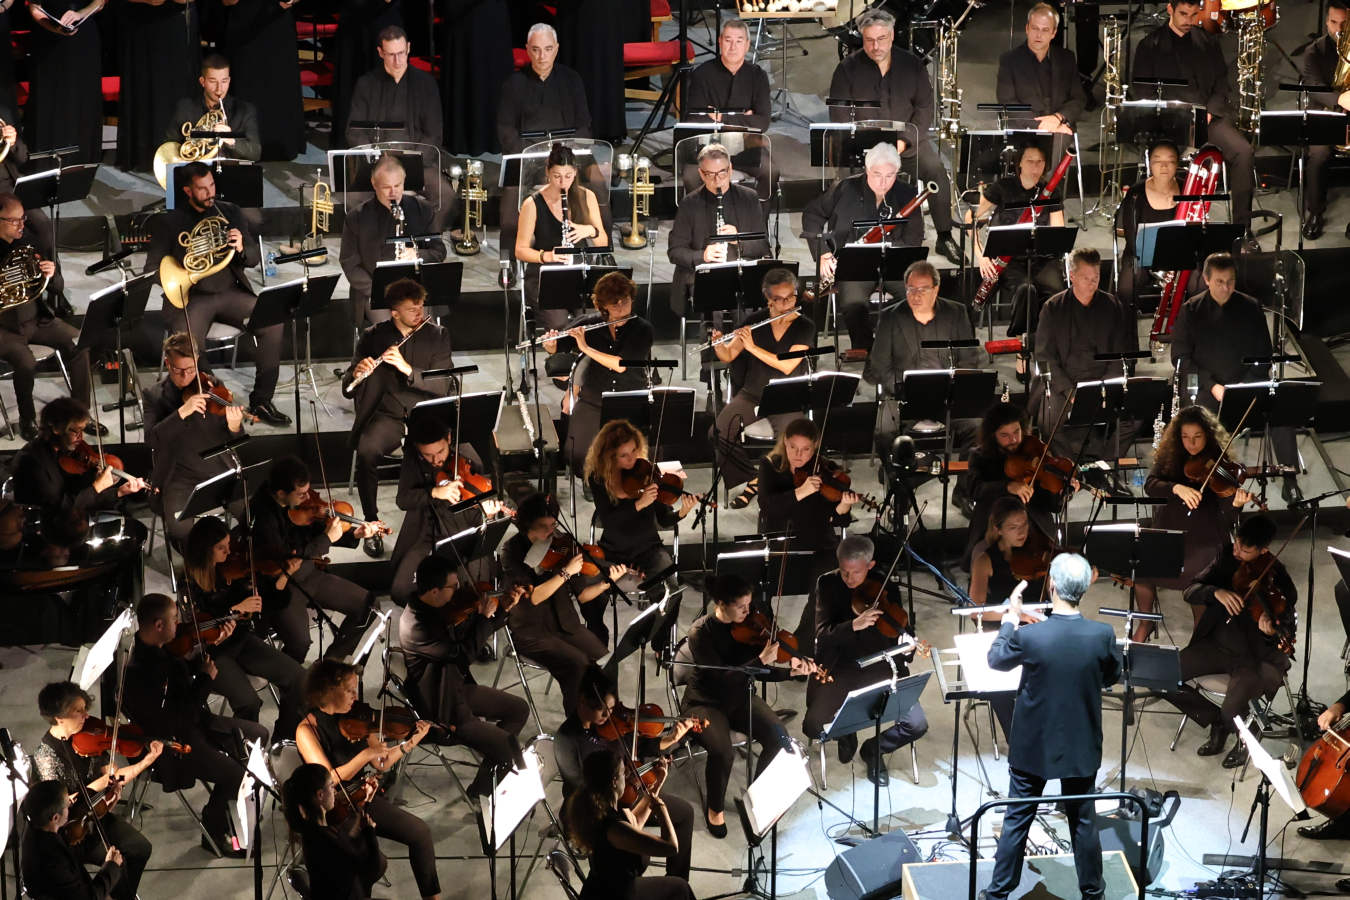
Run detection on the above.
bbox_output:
[529,191,588,252]
[984,543,1046,611]
[308,709,365,784]
[578,808,645,900]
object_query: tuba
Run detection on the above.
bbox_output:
[152,105,226,190]
[158,213,235,309]
[451,160,486,256]
[0,244,50,311]
[301,172,333,266]
[617,153,653,249]
[1149,147,1224,350]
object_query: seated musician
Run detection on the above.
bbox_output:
[1299,1,1350,241]
[1034,247,1137,456]
[684,18,770,131]
[496,23,592,269]
[802,141,922,359]
[709,266,814,509]
[541,270,650,476]
[1162,515,1296,769]
[1115,141,1183,315]
[32,681,157,899]
[0,191,89,440]
[282,763,387,900]
[970,142,1067,334]
[1171,252,1302,503]
[400,554,528,798]
[0,107,59,262]
[995,4,1084,136]
[338,153,447,330]
[11,398,147,545]
[681,573,817,837]
[497,491,613,712]
[164,53,261,163]
[295,659,440,899]
[1297,687,1350,843]
[667,141,769,325]
[827,8,960,264]
[584,419,693,652]
[807,535,929,787]
[556,667,697,886]
[341,276,452,558]
[21,780,125,900]
[182,516,305,739]
[515,142,610,334]
[144,161,289,426]
[248,456,380,663]
[122,592,268,858]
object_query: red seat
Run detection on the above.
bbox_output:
[16,81,27,107]
[512,47,529,69]
[623,40,694,68]
[296,20,339,39]
[101,76,119,103]
[410,56,433,73]
[650,0,671,18]
[300,61,335,87]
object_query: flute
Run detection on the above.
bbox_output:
[515,314,634,350]
[348,317,430,389]
[694,309,798,351]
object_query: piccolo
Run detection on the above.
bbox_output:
[694,309,797,351]
[515,315,633,350]
[348,317,430,389]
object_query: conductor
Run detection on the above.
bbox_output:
[980,553,1121,900]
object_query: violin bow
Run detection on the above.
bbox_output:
[1193,396,1257,499]
[1029,385,1076,488]
[1233,514,1307,638]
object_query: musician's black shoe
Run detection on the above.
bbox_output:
[705,810,728,839]
[860,738,889,786]
[202,835,246,859]
[1281,477,1303,505]
[1338,878,1350,893]
[1302,214,1325,241]
[1222,742,1249,769]
[18,419,38,441]
[1297,816,1350,840]
[837,733,859,764]
[247,401,292,426]
[466,767,497,798]
[1196,723,1228,757]
[83,421,109,438]
[363,534,384,559]
[935,233,963,264]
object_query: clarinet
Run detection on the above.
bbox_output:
[560,190,573,249]
[714,188,729,261]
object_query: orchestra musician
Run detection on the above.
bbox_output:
[0,109,60,276]
[1132,0,1255,229]
[1170,252,1302,503]
[802,141,922,358]
[970,143,1067,335]
[121,592,268,858]
[667,142,769,322]
[1161,515,1297,769]
[1297,0,1350,241]
[295,659,440,899]
[341,276,453,558]
[541,270,649,477]
[826,8,960,264]
[679,572,818,838]
[32,681,157,900]
[1114,141,1184,315]
[400,554,529,798]
[248,456,380,664]
[995,4,1084,135]
[282,763,387,900]
[684,18,770,131]
[144,161,290,426]
[0,190,88,441]
[338,153,447,330]
[709,266,814,509]
[20,780,125,900]
[807,535,930,786]
[164,54,262,164]
[181,516,305,740]
[1297,687,1350,842]
[25,0,104,164]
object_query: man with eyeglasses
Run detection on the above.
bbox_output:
[668,142,769,322]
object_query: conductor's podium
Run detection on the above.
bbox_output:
[902,850,1139,900]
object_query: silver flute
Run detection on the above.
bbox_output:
[348,317,430,389]
[695,309,798,351]
[515,314,634,350]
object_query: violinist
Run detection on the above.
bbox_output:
[122,593,268,857]
[542,270,652,476]
[31,681,156,899]
[341,277,453,559]
[554,667,698,882]
[497,492,616,712]
[295,659,439,899]
[681,573,817,837]
[1296,687,1350,842]
[807,536,929,787]
[20,780,124,900]
[709,266,815,509]
[249,456,379,663]
[143,332,246,548]
[181,516,304,739]
[584,418,693,651]
[1132,406,1254,643]
[1163,515,1297,769]
[399,553,529,798]
[282,763,387,900]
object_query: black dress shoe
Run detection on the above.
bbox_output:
[1336,878,1350,893]
[363,534,384,558]
[202,835,246,858]
[705,812,728,839]
[18,419,38,441]
[83,421,109,437]
[1302,213,1325,241]
[1222,742,1249,769]
[860,737,889,786]
[1281,477,1303,505]
[1197,723,1229,757]
[247,401,292,426]
[935,233,963,264]
[1297,817,1350,840]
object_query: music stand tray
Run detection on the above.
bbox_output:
[691,259,799,315]
[820,671,931,743]
[1068,378,1169,430]
[808,121,907,169]
[1136,221,1245,271]
[1257,109,1349,149]
[176,469,243,522]
[756,371,859,419]
[1082,524,1185,583]
[1217,380,1321,434]
[715,539,816,599]
[411,390,506,459]
[434,517,515,567]
[82,275,153,346]
[248,274,340,332]
[1121,642,1182,692]
[165,160,264,209]
[833,242,928,283]
[14,163,98,210]
[535,262,634,313]
[1116,100,1198,148]
[328,148,426,194]
[900,369,998,422]
[599,388,696,448]
[372,259,463,309]
[982,223,1077,260]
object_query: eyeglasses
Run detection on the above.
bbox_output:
[699,168,730,179]
[0,214,26,224]
[905,285,936,296]
[168,363,198,376]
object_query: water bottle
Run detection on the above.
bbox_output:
[1131,467,1146,492]
[264,251,277,278]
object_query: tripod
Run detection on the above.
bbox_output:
[631,0,694,156]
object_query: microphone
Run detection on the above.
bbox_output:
[85,248,134,276]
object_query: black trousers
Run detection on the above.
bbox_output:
[186,713,270,841]
[1163,624,1291,731]
[513,626,608,714]
[0,317,91,422]
[354,412,405,521]
[909,138,954,232]
[267,566,374,662]
[210,631,305,739]
[986,768,1103,900]
[1305,144,1334,217]
[681,689,788,813]
[445,679,529,780]
[75,814,151,900]
[836,279,901,353]
[712,392,795,490]
[790,550,840,658]
[1003,258,1066,337]
[654,794,694,880]
[1205,118,1255,225]
[163,288,284,405]
[603,543,680,658]
[365,793,440,897]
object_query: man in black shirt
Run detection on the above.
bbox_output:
[346,26,442,149]
[163,53,262,167]
[684,18,770,131]
[1297,0,1350,240]
[21,780,124,900]
[1133,0,1255,227]
[996,4,1085,135]
[827,8,959,263]
[145,162,289,426]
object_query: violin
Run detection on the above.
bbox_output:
[538,534,605,577]
[287,489,392,535]
[1182,453,1274,510]
[729,610,832,682]
[438,582,510,627]
[794,458,880,512]
[184,373,260,423]
[69,718,190,759]
[219,544,329,585]
[330,774,380,827]
[593,702,708,742]
[166,604,252,658]
[619,758,664,808]
[336,700,431,745]
[57,441,155,493]
[60,782,120,846]
[1231,551,1297,655]
[1003,433,1076,495]
[436,456,494,501]
[617,458,707,508]
[1007,525,1055,583]
[850,571,910,639]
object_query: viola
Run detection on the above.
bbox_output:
[794,458,880,512]
[617,458,707,508]
[593,702,708,742]
[537,535,605,577]
[1007,526,1055,583]
[60,782,120,846]
[1182,453,1276,509]
[166,604,252,658]
[729,610,832,683]
[330,774,380,827]
[1003,433,1076,495]
[57,441,155,493]
[336,700,431,745]
[69,719,190,759]
[439,582,509,627]
[619,758,664,808]
[850,572,911,639]
[1296,711,1350,818]
[1231,552,1297,655]
[436,456,494,501]
[183,373,260,423]
[287,488,392,535]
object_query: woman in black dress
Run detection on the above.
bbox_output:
[968,496,1047,607]
[116,0,198,169]
[220,0,304,159]
[1115,140,1184,315]
[25,0,105,162]
[563,748,693,900]
[282,762,387,900]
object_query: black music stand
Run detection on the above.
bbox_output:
[84,272,154,438]
[371,259,463,311]
[15,162,97,273]
[981,223,1076,333]
[599,387,696,450]
[809,119,906,171]
[757,371,859,422]
[176,463,256,523]
[433,516,514,569]
[1218,379,1320,500]
[715,539,816,606]
[900,367,998,537]
[345,119,407,144]
[536,262,633,316]
[166,160,264,208]
[411,391,504,466]
[692,258,799,318]
[1116,99,1199,148]
[247,273,340,435]
[328,147,426,193]
[1259,107,1348,250]
[499,140,589,189]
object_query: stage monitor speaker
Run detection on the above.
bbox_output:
[1094,789,1179,886]
[823,829,922,900]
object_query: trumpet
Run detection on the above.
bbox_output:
[152,104,225,189]
[451,160,486,256]
[617,153,652,250]
[159,213,235,309]
[301,171,332,266]
[515,314,634,350]
[695,309,798,351]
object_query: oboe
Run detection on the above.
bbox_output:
[560,190,573,249]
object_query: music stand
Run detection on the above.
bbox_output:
[1115,99,1199,149]
[1232,714,1310,900]
[715,539,816,605]
[1259,108,1347,249]
[599,388,696,448]
[328,147,426,194]
[84,271,154,438]
[412,391,505,471]
[165,160,264,209]
[982,222,1077,292]
[809,119,911,176]
[1136,220,1244,273]
[733,740,812,899]
[176,468,245,524]
[1217,380,1320,497]
[371,259,463,310]
[535,262,633,316]
[247,273,340,434]
[900,367,998,536]
[15,163,98,272]
[1069,376,1168,462]
[690,260,798,370]
[756,370,859,423]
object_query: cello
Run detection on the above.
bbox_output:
[1296,709,1350,819]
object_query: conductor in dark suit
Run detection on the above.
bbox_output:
[996,4,1085,134]
[981,553,1122,900]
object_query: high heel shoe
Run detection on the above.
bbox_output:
[705,810,728,839]
[729,477,758,510]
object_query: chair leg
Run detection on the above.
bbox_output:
[1170,713,1186,751]
[176,790,224,857]
[0,386,11,438]
[348,450,359,499]
[54,352,71,392]
[909,743,919,785]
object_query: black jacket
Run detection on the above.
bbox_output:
[142,376,242,500]
[1300,34,1341,111]
[398,591,506,722]
[391,443,488,562]
[684,58,771,131]
[346,66,443,147]
[496,65,592,155]
[1169,290,1271,410]
[988,612,1121,778]
[1184,543,1298,645]
[145,199,259,298]
[1034,289,1137,394]
[801,174,922,261]
[666,184,768,315]
[864,297,982,396]
[338,196,447,311]
[11,437,118,523]
[1133,24,1235,121]
[498,529,595,640]
[996,42,1086,124]
[813,569,914,675]
[828,48,933,136]
[21,828,121,900]
[340,318,453,441]
[164,94,262,162]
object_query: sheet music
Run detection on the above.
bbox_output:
[953,630,1022,693]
